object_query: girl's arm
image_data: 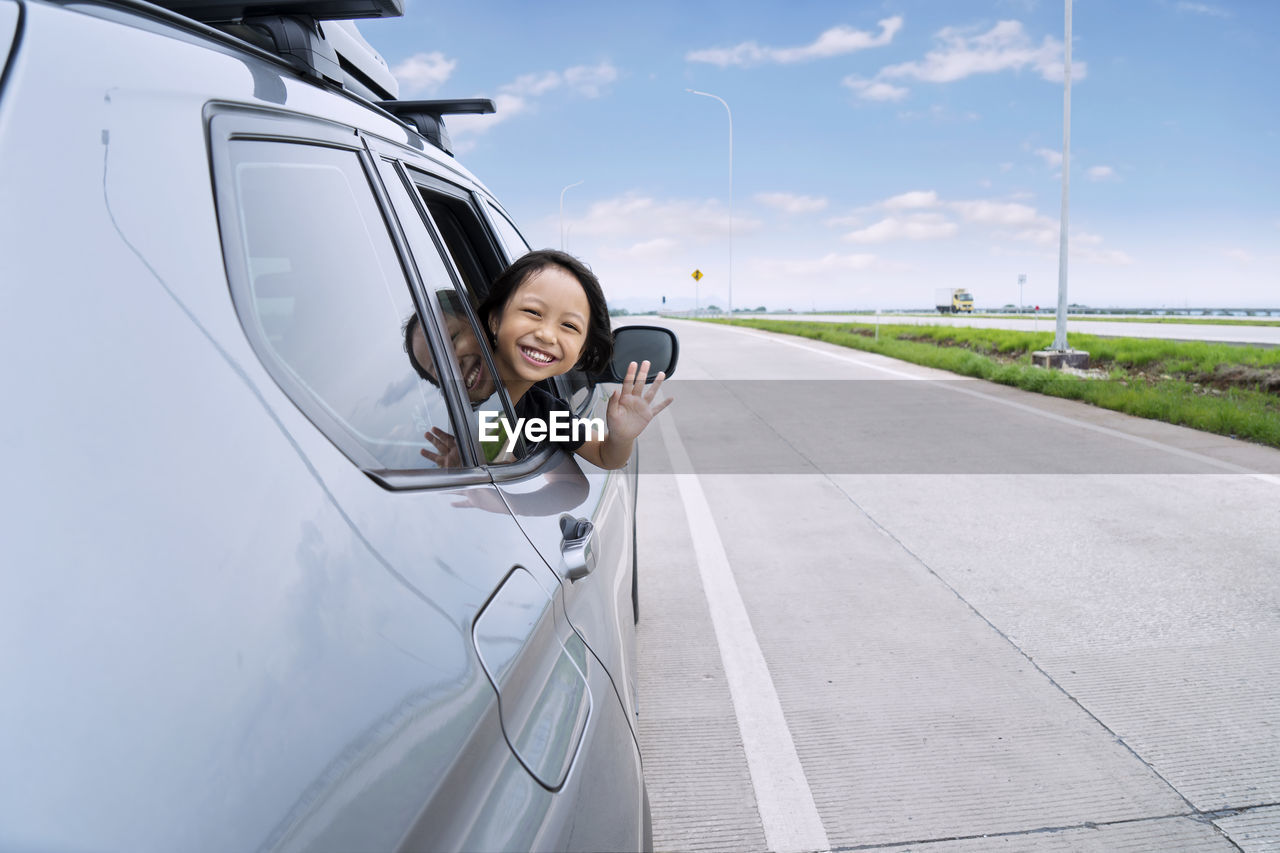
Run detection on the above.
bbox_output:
[574,360,672,470]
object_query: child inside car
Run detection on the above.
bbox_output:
[476,249,671,470]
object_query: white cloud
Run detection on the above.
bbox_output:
[504,71,562,97]
[766,253,882,276]
[842,76,910,102]
[622,238,679,258]
[881,20,1085,85]
[846,213,958,243]
[824,213,863,229]
[501,63,618,98]
[882,190,940,210]
[1014,226,1058,246]
[448,62,618,139]
[1034,147,1063,167]
[1088,165,1116,181]
[1225,249,1254,263]
[687,17,902,67]
[1176,2,1231,17]
[562,192,762,242]
[393,52,457,96]
[563,63,619,97]
[848,19,1086,102]
[755,192,829,214]
[951,199,1041,226]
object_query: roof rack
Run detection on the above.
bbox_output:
[158,0,402,22]
[376,99,495,155]
[151,0,402,93]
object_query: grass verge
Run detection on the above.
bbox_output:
[802,312,1280,327]
[706,318,1280,449]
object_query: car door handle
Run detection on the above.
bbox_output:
[560,516,597,581]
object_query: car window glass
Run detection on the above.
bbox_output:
[408,184,589,464]
[482,201,531,259]
[374,157,516,466]
[424,287,517,463]
[422,197,492,302]
[224,140,460,471]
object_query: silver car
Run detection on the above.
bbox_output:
[0,0,674,849]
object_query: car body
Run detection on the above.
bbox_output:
[0,1,666,849]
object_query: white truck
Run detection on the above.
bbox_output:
[935,288,974,314]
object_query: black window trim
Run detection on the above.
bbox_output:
[371,143,586,478]
[207,105,491,488]
[382,158,526,439]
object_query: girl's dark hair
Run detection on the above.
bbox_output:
[477,249,613,375]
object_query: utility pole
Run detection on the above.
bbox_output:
[1053,0,1071,351]
[1033,0,1089,369]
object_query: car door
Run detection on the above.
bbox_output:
[207,110,643,850]
[373,148,643,733]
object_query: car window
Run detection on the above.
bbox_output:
[424,199,491,302]
[221,139,461,471]
[401,177,593,464]
[481,200,530,258]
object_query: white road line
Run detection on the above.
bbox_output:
[656,408,830,853]
[715,323,1280,487]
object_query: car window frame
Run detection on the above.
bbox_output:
[207,105,491,489]
[390,164,578,472]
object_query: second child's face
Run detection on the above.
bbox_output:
[489,265,590,391]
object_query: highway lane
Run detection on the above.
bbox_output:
[745,312,1280,347]
[633,318,1280,852]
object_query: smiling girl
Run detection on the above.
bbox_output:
[476,249,671,470]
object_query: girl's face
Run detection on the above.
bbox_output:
[488,265,590,393]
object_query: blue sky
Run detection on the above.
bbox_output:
[359,0,1278,312]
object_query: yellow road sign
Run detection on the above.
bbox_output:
[691,269,703,282]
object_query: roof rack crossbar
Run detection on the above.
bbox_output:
[375,98,495,156]
[156,0,403,23]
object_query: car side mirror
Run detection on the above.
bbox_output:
[599,325,679,383]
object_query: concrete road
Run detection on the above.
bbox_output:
[633,318,1280,852]
[746,313,1280,347]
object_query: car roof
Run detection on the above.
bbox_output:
[37,0,500,192]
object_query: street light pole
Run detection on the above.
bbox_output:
[687,89,732,317]
[1032,0,1088,370]
[559,180,583,251]
[1053,0,1072,351]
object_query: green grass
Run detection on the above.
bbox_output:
[792,311,1280,327]
[703,318,1280,449]
[994,314,1280,327]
